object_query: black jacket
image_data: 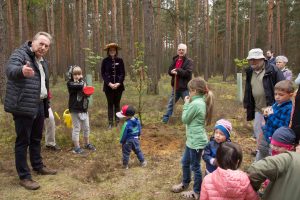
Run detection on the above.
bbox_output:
[291,85,300,143]
[67,79,89,113]
[4,41,50,118]
[168,55,193,91]
[100,56,125,92]
[243,61,284,121]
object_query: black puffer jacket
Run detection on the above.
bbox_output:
[4,41,50,118]
[168,55,193,91]
[243,61,284,121]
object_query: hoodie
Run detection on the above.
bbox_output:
[200,167,258,200]
[119,117,141,144]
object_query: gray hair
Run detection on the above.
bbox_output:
[276,55,288,63]
[33,32,53,44]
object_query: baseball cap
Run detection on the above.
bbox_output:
[116,105,136,118]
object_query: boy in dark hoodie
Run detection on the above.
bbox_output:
[117,105,146,169]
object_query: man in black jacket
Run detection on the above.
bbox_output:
[162,43,193,123]
[243,48,284,161]
[5,32,57,190]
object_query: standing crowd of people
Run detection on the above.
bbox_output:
[4,31,300,200]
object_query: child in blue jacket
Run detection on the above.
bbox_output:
[117,105,146,169]
[202,119,232,174]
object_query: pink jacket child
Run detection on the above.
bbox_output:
[200,142,258,200]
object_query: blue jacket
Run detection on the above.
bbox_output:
[202,137,231,173]
[120,117,141,144]
[263,100,293,143]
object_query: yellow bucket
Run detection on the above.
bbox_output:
[63,109,72,128]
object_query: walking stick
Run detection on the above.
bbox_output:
[173,74,177,117]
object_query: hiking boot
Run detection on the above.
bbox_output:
[84,143,96,151]
[108,124,113,130]
[73,147,84,154]
[141,161,147,167]
[36,167,57,175]
[19,179,40,190]
[46,144,61,151]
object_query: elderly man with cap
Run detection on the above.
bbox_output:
[101,43,125,129]
[162,43,193,124]
[243,48,284,161]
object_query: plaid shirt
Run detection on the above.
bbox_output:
[262,100,293,143]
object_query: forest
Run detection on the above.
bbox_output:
[0,0,299,100]
[0,1,300,199]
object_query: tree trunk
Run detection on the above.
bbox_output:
[48,0,57,85]
[175,0,180,48]
[282,0,287,53]
[204,0,209,80]
[267,0,274,51]
[18,0,23,43]
[111,0,117,42]
[0,0,6,102]
[156,0,162,78]
[276,0,282,54]
[143,0,158,94]
[83,0,88,72]
[129,0,135,63]
[61,0,66,75]
[103,0,108,44]
[23,0,29,40]
[119,0,124,57]
[249,0,256,48]
[241,12,246,58]
[235,0,238,59]
[194,0,201,76]
[7,0,15,51]
[223,0,231,81]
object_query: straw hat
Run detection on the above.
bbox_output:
[103,43,121,50]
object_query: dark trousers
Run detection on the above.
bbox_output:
[13,102,45,180]
[105,90,123,125]
[122,138,145,165]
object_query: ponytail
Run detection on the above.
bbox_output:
[205,90,214,125]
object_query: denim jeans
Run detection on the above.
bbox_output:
[162,89,189,122]
[181,146,203,194]
[122,138,145,166]
[253,112,264,139]
[256,133,270,161]
[13,102,45,180]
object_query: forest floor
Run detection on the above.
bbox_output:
[0,75,256,200]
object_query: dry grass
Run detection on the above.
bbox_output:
[0,75,256,200]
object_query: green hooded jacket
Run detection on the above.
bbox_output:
[182,95,208,149]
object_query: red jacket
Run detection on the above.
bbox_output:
[200,167,258,200]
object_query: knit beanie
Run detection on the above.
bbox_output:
[214,119,232,139]
[271,127,296,146]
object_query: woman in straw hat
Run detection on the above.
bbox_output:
[101,43,125,129]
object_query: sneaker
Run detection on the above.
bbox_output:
[162,117,168,124]
[141,161,147,167]
[84,144,96,151]
[73,147,84,154]
[35,167,57,175]
[46,144,61,151]
[19,179,40,190]
[123,164,129,170]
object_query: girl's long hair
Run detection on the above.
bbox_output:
[188,77,214,125]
